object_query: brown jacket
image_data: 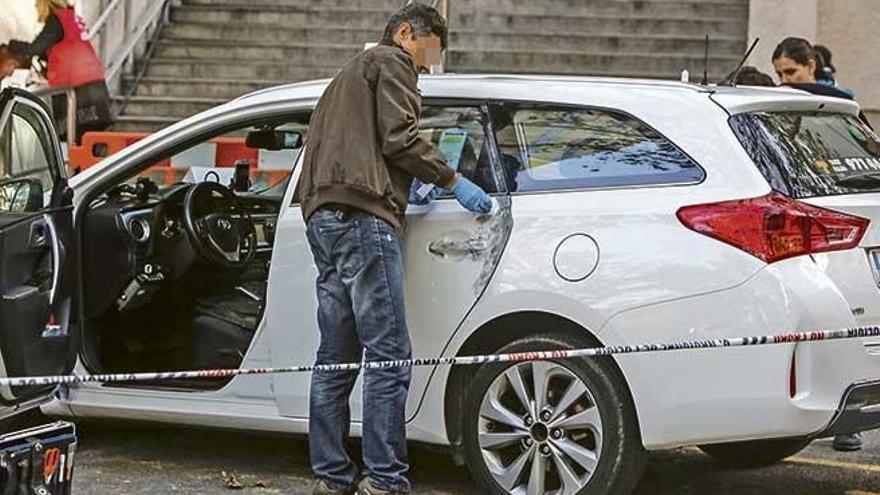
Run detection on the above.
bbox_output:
[297,43,455,230]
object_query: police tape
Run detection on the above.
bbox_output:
[3,325,880,388]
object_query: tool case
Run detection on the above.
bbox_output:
[0,421,76,495]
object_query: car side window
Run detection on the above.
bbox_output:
[418,106,498,194]
[492,105,703,192]
[0,101,57,212]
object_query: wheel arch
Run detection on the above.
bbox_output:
[443,310,640,458]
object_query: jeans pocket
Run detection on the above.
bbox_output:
[333,220,365,279]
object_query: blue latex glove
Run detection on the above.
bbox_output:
[451,176,493,214]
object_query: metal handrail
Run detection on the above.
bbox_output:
[30,86,76,146]
[87,0,126,41]
[85,0,174,93]
[104,0,173,84]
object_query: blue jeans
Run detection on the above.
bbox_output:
[306,208,412,493]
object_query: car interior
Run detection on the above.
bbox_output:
[76,104,509,391]
[78,115,310,389]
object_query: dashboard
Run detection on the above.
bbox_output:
[82,180,281,318]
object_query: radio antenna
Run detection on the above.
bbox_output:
[700,35,709,85]
[718,37,761,86]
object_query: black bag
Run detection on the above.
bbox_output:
[0,421,76,495]
[51,80,112,143]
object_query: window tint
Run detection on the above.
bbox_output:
[0,102,57,212]
[492,106,702,192]
[730,112,880,198]
[412,106,498,197]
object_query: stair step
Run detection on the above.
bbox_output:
[116,96,226,118]
[160,26,744,55]
[449,49,740,78]
[451,32,744,54]
[180,0,748,18]
[171,6,393,26]
[124,76,287,99]
[163,22,382,45]
[454,12,746,36]
[145,57,341,80]
[183,0,404,9]
[171,5,745,34]
[153,39,362,64]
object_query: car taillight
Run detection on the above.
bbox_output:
[677,192,869,263]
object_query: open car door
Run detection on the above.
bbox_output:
[0,88,76,417]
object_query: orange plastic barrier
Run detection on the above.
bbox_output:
[69,132,292,187]
[69,132,149,172]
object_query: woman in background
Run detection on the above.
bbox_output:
[7,0,111,142]
[772,37,871,129]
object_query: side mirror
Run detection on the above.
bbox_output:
[245,130,303,151]
[0,178,43,212]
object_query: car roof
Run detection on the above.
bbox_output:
[236,73,861,117]
[236,73,711,104]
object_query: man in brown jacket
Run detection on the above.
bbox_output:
[299,4,493,495]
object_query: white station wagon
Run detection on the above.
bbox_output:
[2,75,880,495]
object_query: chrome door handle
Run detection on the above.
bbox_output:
[428,237,489,257]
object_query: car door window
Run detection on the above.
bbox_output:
[417,106,498,194]
[492,105,703,192]
[0,101,57,212]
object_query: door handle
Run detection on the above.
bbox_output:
[29,220,48,249]
[428,237,489,257]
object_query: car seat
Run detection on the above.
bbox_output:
[191,283,263,370]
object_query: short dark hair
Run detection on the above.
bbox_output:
[381,3,448,50]
[735,66,775,87]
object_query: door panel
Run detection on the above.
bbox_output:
[268,103,512,420]
[0,88,75,408]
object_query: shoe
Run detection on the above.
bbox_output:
[832,433,862,452]
[313,479,355,495]
[355,477,408,495]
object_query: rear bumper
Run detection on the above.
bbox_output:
[814,380,880,438]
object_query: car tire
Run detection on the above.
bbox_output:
[461,333,646,495]
[698,438,811,467]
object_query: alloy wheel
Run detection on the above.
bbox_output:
[477,361,604,495]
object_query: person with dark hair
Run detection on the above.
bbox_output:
[297,4,492,495]
[772,37,872,131]
[772,37,822,85]
[5,0,111,143]
[813,44,856,98]
[734,66,775,87]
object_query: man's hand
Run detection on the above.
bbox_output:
[450,175,493,214]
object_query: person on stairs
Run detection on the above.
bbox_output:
[6,0,112,143]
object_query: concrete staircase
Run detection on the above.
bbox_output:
[113,0,749,132]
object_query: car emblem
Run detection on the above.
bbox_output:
[216,218,232,231]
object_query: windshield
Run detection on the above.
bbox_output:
[127,119,309,196]
[730,111,880,198]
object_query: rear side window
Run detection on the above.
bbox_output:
[492,105,703,192]
[730,112,880,198]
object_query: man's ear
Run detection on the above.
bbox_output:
[394,21,413,43]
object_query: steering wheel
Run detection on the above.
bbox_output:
[182,181,257,268]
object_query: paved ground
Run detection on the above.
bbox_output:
[73,423,880,494]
